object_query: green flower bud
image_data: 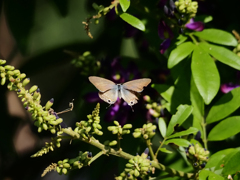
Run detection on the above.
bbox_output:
[126,163,134,168]
[1,77,6,85]
[42,123,48,130]
[0,60,6,65]
[50,128,56,134]
[108,126,116,131]
[63,163,70,168]
[56,142,61,148]
[4,65,15,71]
[114,121,119,126]
[56,166,61,173]
[13,70,20,76]
[146,104,152,109]
[45,98,54,110]
[123,124,132,129]
[133,132,142,138]
[189,145,195,155]
[0,72,5,77]
[124,168,132,172]
[63,159,69,163]
[22,78,30,87]
[96,124,102,129]
[112,129,118,134]
[119,128,122,134]
[34,121,41,127]
[29,85,38,94]
[109,140,117,146]
[62,168,68,174]
[134,169,140,177]
[122,130,130,135]
[87,114,92,119]
[143,134,149,139]
[140,166,149,171]
[19,73,26,79]
[56,118,63,124]
[38,126,42,133]
[7,71,14,76]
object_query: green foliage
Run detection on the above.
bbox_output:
[2,0,240,179]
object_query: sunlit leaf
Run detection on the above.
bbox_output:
[120,13,145,31]
[168,127,198,139]
[119,0,130,12]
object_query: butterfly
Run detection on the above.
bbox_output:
[89,76,151,107]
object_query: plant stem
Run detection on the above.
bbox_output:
[88,151,105,165]
[201,118,208,149]
[189,33,198,45]
[155,137,167,157]
[146,139,157,162]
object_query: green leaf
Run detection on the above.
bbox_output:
[166,105,193,136]
[206,87,240,124]
[164,138,190,147]
[175,35,188,45]
[199,42,240,71]
[190,77,204,137]
[119,13,145,31]
[168,127,198,139]
[158,117,167,137]
[194,29,238,46]
[168,42,195,68]
[208,116,240,141]
[191,46,220,104]
[119,0,130,12]
[206,148,237,169]
[222,151,240,175]
[159,148,172,154]
[152,84,174,102]
[195,15,213,23]
[199,170,224,180]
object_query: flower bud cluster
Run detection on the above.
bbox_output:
[144,95,163,119]
[31,137,62,157]
[133,123,156,140]
[70,51,100,76]
[74,103,103,139]
[185,143,209,170]
[115,148,153,180]
[233,44,240,57]
[42,151,92,176]
[175,0,198,18]
[163,0,199,33]
[0,60,63,134]
[108,121,132,136]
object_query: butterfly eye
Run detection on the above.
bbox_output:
[107,99,111,103]
[130,101,134,105]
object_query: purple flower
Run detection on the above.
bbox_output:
[185,18,204,31]
[158,21,173,54]
[221,83,240,93]
[160,39,171,54]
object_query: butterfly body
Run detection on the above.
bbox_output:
[89,76,151,106]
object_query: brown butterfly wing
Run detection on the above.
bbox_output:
[89,76,116,92]
[120,88,139,106]
[122,78,151,92]
[98,88,118,104]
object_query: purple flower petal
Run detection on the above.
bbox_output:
[85,92,100,103]
[221,83,240,93]
[158,21,173,40]
[160,39,171,54]
[185,18,204,31]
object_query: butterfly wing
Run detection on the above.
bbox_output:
[120,86,139,106]
[99,87,119,104]
[89,76,116,92]
[122,78,151,92]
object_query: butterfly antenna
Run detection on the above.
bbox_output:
[106,104,112,109]
[56,99,74,115]
[131,106,134,112]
